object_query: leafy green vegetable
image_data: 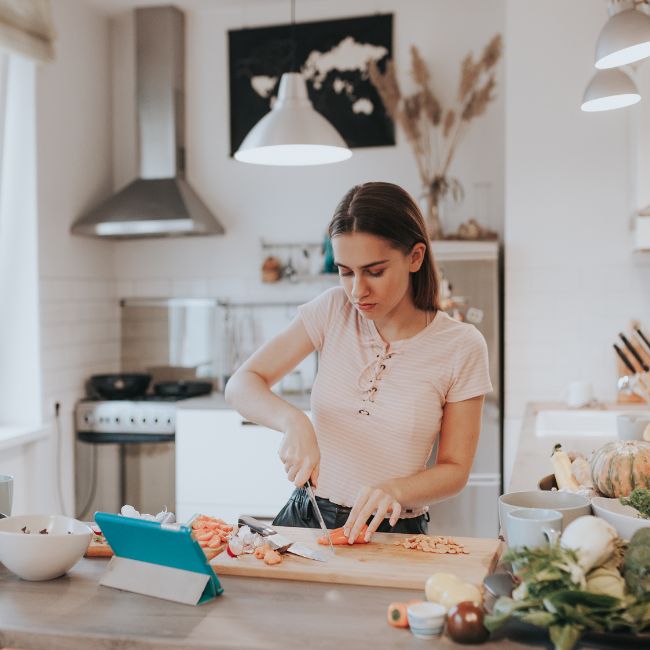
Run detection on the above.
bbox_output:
[502,542,585,598]
[485,541,650,650]
[620,488,650,519]
[623,528,650,598]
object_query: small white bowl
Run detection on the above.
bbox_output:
[591,497,650,541]
[0,514,92,581]
[407,601,447,639]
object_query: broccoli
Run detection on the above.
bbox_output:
[620,488,650,519]
[623,528,650,598]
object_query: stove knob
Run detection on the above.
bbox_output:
[83,413,94,425]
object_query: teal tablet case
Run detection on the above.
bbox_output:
[95,512,223,603]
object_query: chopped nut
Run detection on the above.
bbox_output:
[395,533,469,555]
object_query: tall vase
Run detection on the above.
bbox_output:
[421,190,444,240]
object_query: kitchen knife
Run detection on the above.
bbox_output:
[613,343,637,374]
[238,515,327,562]
[305,480,334,552]
[635,327,650,354]
[619,333,650,372]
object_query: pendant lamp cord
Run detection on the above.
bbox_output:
[290,0,297,73]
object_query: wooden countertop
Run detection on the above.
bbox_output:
[0,556,590,650]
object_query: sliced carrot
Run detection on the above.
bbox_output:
[317,524,369,545]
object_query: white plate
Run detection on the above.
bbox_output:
[591,496,650,541]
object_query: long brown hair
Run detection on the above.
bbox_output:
[328,182,440,311]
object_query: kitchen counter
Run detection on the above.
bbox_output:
[0,557,607,649]
[508,400,650,493]
[178,391,311,412]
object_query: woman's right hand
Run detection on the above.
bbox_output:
[278,411,320,488]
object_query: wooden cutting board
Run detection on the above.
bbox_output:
[209,527,502,590]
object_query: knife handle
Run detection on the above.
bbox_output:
[619,333,650,372]
[614,343,636,374]
[635,327,650,352]
[238,515,276,537]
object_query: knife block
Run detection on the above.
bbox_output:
[616,334,650,403]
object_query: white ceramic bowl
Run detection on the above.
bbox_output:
[0,514,92,580]
[591,497,650,541]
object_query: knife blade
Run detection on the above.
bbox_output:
[305,480,334,552]
[238,515,327,562]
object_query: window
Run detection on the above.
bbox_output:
[0,51,42,429]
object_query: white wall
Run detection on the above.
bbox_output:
[503,0,650,485]
[25,0,116,515]
[111,0,506,297]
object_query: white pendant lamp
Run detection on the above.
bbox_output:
[581,68,640,112]
[234,72,352,166]
[234,0,351,166]
[595,0,650,69]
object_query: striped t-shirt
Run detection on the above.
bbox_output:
[298,286,492,517]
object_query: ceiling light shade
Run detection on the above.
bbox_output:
[234,72,352,166]
[581,68,640,111]
[595,1,650,69]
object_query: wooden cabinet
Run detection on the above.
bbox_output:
[175,408,295,522]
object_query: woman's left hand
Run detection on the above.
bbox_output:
[343,483,402,544]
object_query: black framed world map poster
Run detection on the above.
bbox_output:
[228,13,394,155]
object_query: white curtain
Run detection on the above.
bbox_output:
[0,0,54,62]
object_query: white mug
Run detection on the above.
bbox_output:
[0,474,13,517]
[566,381,594,408]
[506,508,562,551]
[617,413,650,441]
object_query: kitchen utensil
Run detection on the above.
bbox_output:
[153,380,213,399]
[619,333,650,372]
[238,516,327,562]
[614,345,650,401]
[498,491,590,542]
[304,481,333,552]
[88,373,152,400]
[614,343,637,375]
[635,326,650,354]
[506,508,562,551]
[211,526,502,589]
[0,515,91,581]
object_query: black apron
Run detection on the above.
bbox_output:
[272,487,429,534]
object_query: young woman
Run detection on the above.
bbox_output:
[225,182,492,544]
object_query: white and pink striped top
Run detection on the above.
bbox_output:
[299,287,492,517]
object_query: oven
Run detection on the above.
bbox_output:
[74,377,211,518]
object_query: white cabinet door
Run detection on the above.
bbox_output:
[175,409,295,522]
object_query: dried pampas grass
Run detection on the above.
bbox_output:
[369,34,502,201]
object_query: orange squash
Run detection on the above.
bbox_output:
[590,440,650,497]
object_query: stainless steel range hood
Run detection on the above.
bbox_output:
[71,6,224,239]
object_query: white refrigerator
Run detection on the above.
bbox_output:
[425,240,502,538]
